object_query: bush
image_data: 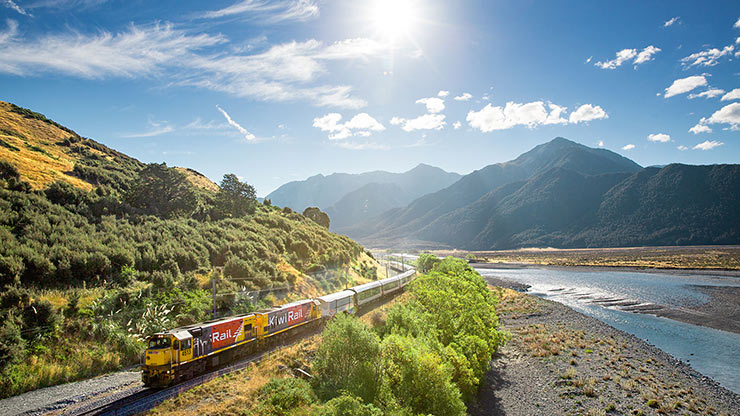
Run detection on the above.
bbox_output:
[255,377,317,415]
[415,253,440,273]
[312,314,382,404]
[0,316,26,370]
[313,394,382,416]
[380,334,465,416]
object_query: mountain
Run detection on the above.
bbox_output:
[353,138,739,249]
[265,163,461,229]
[352,137,642,246]
[325,182,410,230]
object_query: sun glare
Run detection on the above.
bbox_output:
[371,0,417,40]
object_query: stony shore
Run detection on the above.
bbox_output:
[471,286,740,416]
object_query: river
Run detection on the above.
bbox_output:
[475,266,740,395]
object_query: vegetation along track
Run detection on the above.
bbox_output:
[62,268,410,416]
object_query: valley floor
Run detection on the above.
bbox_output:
[470,287,740,416]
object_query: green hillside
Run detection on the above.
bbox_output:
[0,101,378,397]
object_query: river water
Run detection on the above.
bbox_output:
[476,267,740,395]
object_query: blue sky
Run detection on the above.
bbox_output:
[1,0,739,196]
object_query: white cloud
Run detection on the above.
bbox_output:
[595,48,637,69]
[201,0,319,23]
[688,88,725,99]
[415,97,445,113]
[689,123,712,134]
[453,92,472,101]
[664,17,680,27]
[0,19,18,45]
[217,105,257,141]
[735,17,740,28]
[466,101,571,132]
[721,88,740,101]
[594,46,660,69]
[122,119,174,138]
[334,141,390,151]
[681,45,734,68]
[677,145,688,151]
[586,56,592,63]
[693,140,723,150]
[622,144,635,150]
[4,0,30,16]
[664,75,708,98]
[0,22,225,78]
[452,121,462,130]
[568,104,608,123]
[390,114,446,132]
[313,112,384,139]
[648,133,671,143]
[598,140,604,147]
[0,22,388,108]
[705,102,740,129]
[544,103,568,125]
[437,90,449,97]
[634,45,661,65]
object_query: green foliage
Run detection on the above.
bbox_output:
[255,377,317,416]
[380,334,466,416]
[381,257,504,400]
[302,207,330,229]
[312,394,382,416]
[312,314,382,403]
[415,253,440,273]
[214,173,257,219]
[127,163,198,218]
[0,315,26,369]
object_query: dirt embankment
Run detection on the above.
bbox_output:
[470,288,740,416]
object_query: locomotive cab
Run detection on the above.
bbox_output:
[142,331,193,388]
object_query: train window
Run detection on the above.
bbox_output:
[244,324,253,336]
[182,339,191,350]
[173,340,180,350]
[148,337,171,349]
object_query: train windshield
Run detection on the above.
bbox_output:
[148,337,171,349]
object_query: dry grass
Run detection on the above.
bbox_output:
[494,287,540,317]
[0,101,93,190]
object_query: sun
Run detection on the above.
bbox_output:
[371,0,418,41]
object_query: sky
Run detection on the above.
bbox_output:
[1,0,739,196]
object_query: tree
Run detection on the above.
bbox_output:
[214,174,256,218]
[415,253,440,273]
[127,163,198,218]
[302,207,330,229]
[312,314,382,403]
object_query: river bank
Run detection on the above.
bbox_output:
[471,288,740,415]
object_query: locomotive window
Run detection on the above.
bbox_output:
[182,339,191,350]
[148,337,171,349]
[244,324,253,336]
[173,340,180,350]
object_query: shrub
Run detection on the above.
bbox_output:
[0,316,26,370]
[380,334,466,416]
[312,314,382,404]
[313,394,382,416]
[255,377,317,415]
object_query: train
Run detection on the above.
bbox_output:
[142,269,416,387]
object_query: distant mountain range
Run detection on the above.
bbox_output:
[265,164,461,230]
[327,138,740,249]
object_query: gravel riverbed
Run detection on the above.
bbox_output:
[470,286,740,415]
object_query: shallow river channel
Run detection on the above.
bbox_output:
[476,267,740,395]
